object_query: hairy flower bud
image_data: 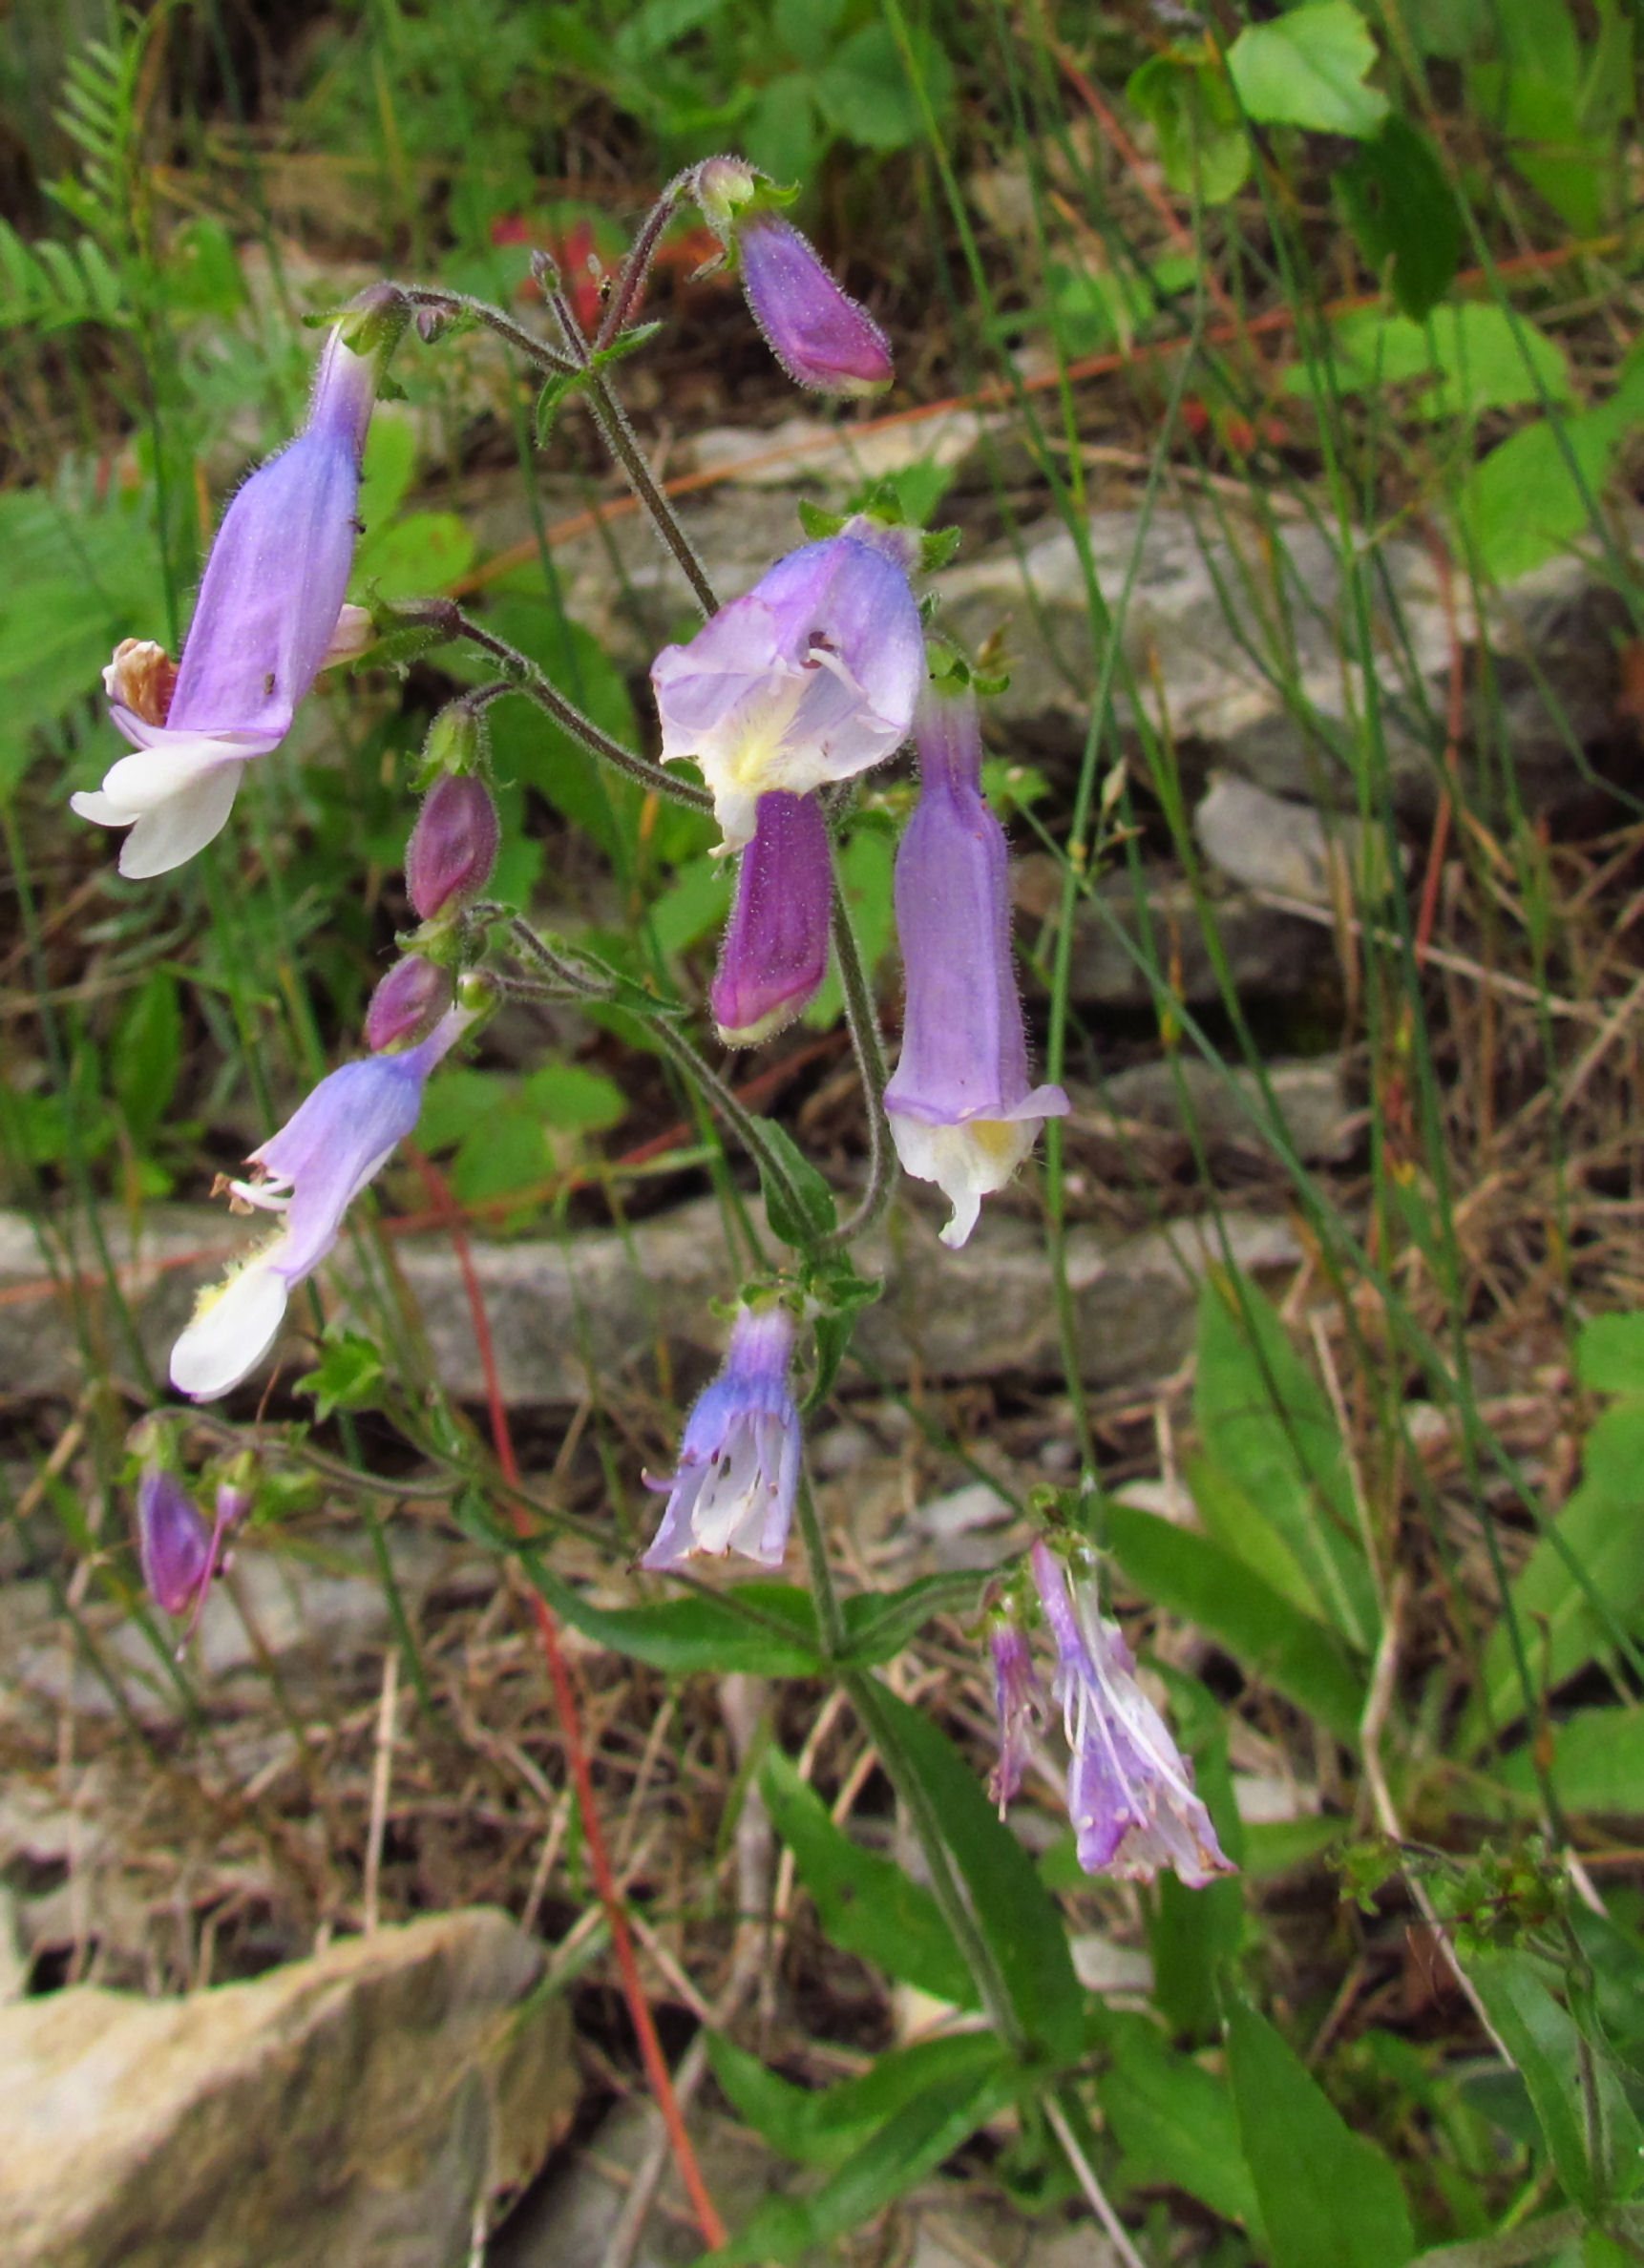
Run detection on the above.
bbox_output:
[406,772,499,921]
[364,955,453,1052]
[711,791,832,1045]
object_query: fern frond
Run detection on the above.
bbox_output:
[0,220,132,334]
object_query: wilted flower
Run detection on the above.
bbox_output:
[1029,1541,1233,1887]
[988,1621,1044,1814]
[711,790,833,1045]
[72,296,397,878]
[692,157,892,397]
[641,1301,802,1570]
[363,954,453,1052]
[170,1005,471,1401]
[406,770,500,921]
[651,533,922,853]
[884,674,1068,1248]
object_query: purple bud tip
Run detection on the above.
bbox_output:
[735,213,893,398]
[137,1470,215,1619]
[365,955,454,1053]
[711,791,832,1045]
[406,772,500,921]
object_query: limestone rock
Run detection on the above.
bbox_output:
[0,1909,576,2268]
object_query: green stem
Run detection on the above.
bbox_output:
[818,872,896,1255]
[582,370,720,617]
[793,1466,845,1659]
[399,284,580,373]
[844,1665,1028,2057]
[452,611,710,812]
[644,1015,814,1239]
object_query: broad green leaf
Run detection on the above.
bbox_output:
[646,854,733,957]
[1466,1950,1644,2214]
[813,21,951,152]
[528,1564,825,1678]
[1127,54,1250,205]
[522,1060,626,1133]
[1106,1503,1367,1743]
[701,2063,1018,2267]
[1575,1312,1644,1397]
[839,1574,980,1666]
[352,511,475,603]
[1097,2007,1260,2229]
[1471,1399,1644,1741]
[755,1117,837,1250]
[1453,357,1644,583]
[1229,2,1389,139]
[1288,303,1572,420]
[355,411,419,529]
[1498,1707,1644,1816]
[705,2029,1007,2170]
[759,1747,978,2007]
[1226,1998,1414,2268]
[1193,1273,1380,1648]
[862,1683,1083,2064]
[1184,1452,1324,1620]
[1335,116,1460,320]
[1148,1722,1245,2040]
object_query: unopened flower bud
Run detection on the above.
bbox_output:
[406,772,499,920]
[418,699,485,784]
[365,954,453,1052]
[735,212,893,398]
[137,1469,215,1619]
[712,792,832,1045]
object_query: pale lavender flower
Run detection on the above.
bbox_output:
[692,158,892,397]
[170,1006,471,1401]
[712,790,832,1045]
[72,300,394,878]
[884,676,1068,1248]
[1029,1541,1233,1887]
[988,1622,1045,1815]
[641,1302,802,1570]
[650,534,922,852]
[406,771,499,921]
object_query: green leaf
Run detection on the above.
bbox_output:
[1471,1398,1644,1741]
[1106,1503,1368,1743]
[1096,2007,1260,2229]
[1289,303,1573,421]
[759,1747,978,2007]
[1334,116,1462,320]
[862,1682,1083,2064]
[522,1060,626,1133]
[1184,1452,1325,1621]
[1498,1706,1644,1816]
[297,1332,388,1421]
[353,512,475,603]
[1229,1,1390,138]
[527,1564,826,1678]
[839,1573,980,1665]
[467,600,644,866]
[1465,1950,1644,2214]
[1452,358,1644,583]
[114,970,183,1147]
[813,21,950,152]
[1226,1998,1415,2268]
[1127,53,1250,205]
[755,1117,837,1250]
[1575,1311,1644,1397]
[1193,1272,1380,1649]
[702,2063,1019,2266]
[706,2029,1007,2169]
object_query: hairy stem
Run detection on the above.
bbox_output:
[398,284,580,374]
[596,169,696,349]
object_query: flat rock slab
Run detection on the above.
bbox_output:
[0,1909,577,2268]
[0,1195,1300,1408]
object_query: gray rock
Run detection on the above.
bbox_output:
[1193,770,1396,906]
[0,1193,1300,1409]
[0,1909,577,2268]
[1081,1053,1356,1166]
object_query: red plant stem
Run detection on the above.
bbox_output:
[409,1150,727,2252]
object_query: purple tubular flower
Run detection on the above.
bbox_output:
[884,677,1069,1248]
[711,790,833,1045]
[650,534,923,852]
[364,954,453,1052]
[406,771,500,921]
[735,212,893,398]
[641,1302,802,1571]
[989,1622,1045,1815]
[72,309,388,878]
[1029,1542,1233,1888]
[137,1470,217,1619]
[169,1006,471,1401]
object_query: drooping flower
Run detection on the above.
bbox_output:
[691,157,893,397]
[170,1005,471,1402]
[988,1621,1045,1815]
[1028,1541,1233,1887]
[406,770,500,921]
[712,790,833,1045]
[641,1301,802,1571]
[650,534,922,853]
[72,293,399,878]
[884,674,1068,1248]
